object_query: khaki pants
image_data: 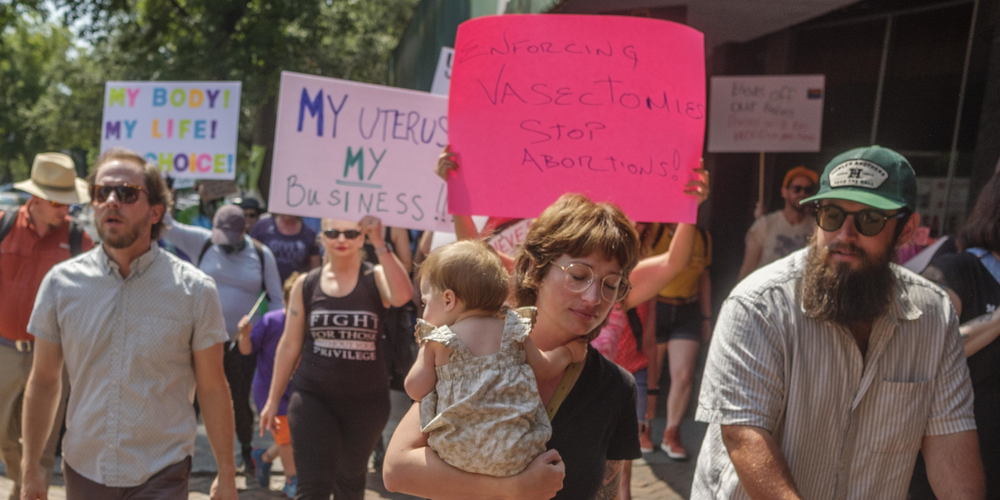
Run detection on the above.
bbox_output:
[0,344,69,500]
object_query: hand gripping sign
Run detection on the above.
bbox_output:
[269,72,453,231]
[447,15,706,223]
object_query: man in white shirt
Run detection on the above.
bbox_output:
[20,148,238,500]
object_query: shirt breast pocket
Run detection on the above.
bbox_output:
[870,379,933,455]
[134,317,192,368]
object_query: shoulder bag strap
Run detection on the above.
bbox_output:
[196,239,212,267]
[302,268,321,321]
[68,220,83,257]
[627,308,644,351]
[252,238,270,301]
[0,211,15,245]
[545,361,584,421]
[966,247,1000,286]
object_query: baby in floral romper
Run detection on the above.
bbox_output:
[404,240,587,477]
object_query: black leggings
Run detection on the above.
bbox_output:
[288,388,390,500]
[223,342,256,453]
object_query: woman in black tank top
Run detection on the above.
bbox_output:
[260,216,413,500]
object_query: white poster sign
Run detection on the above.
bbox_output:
[430,47,454,96]
[708,75,825,153]
[101,81,242,179]
[269,71,452,231]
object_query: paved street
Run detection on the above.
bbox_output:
[0,350,709,499]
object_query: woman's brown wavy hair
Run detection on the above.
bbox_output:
[512,193,639,315]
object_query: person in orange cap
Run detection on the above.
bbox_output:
[738,166,819,279]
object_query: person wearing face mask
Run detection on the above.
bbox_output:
[160,204,284,476]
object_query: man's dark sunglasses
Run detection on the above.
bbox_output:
[815,204,908,237]
[789,184,817,195]
[90,184,145,204]
[322,229,362,240]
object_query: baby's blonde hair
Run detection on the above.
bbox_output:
[418,240,509,314]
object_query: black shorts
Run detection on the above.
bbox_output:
[655,301,701,344]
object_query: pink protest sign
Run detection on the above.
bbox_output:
[448,15,706,223]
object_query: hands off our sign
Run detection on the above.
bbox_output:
[448,15,706,223]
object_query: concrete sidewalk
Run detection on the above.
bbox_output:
[0,355,709,500]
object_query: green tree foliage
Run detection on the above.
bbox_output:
[0,9,109,183]
[58,0,418,199]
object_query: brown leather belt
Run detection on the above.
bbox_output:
[0,336,32,352]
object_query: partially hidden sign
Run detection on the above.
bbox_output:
[707,75,825,153]
[448,15,706,223]
[101,81,242,179]
[269,72,452,231]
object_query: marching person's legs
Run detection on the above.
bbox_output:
[662,338,699,459]
[0,347,30,500]
[223,344,255,471]
[288,390,337,499]
[332,395,391,500]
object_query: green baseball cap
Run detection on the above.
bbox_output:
[800,146,916,211]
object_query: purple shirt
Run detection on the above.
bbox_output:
[250,310,292,415]
[249,218,320,283]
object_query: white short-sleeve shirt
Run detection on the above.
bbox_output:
[28,243,229,487]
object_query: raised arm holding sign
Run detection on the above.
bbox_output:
[447,15,706,223]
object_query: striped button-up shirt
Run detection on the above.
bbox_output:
[692,249,975,500]
[28,243,228,487]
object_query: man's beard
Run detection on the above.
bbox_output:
[97,212,146,249]
[800,235,897,325]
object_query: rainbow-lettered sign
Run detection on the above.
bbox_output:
[448,15,706,223]
[101,81,242,179]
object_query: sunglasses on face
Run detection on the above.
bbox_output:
[789,184,817,195]
[815,204,908,237]
[90,184,145,204]
[322,229,362,240]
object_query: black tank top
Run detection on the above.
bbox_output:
[293,262,389,398]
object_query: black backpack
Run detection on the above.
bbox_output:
[0,210,84,257]
[197,238,270,301]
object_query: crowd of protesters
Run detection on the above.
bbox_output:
[0,140,996,500]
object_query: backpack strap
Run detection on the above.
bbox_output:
[966,247,1000,286]
[251,238,270,301]
[196,239,213,267]
[0,211,15,246]
[68,220,83,257]
[0,211,83,257]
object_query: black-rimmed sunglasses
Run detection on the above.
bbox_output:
[90,184,145,204]
[815,204,908,237]
[789,184,817,195]
[322,229,362,240]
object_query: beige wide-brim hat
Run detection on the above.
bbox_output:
[14,153,90,205]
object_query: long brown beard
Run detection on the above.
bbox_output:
[800,236,897,325]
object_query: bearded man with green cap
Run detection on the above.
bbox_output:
[691,146,984,500]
